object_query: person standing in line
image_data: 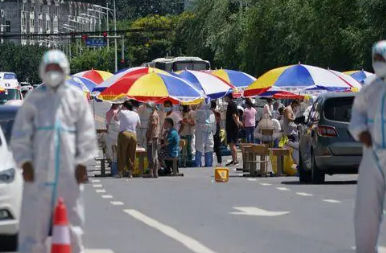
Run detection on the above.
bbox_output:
[263,98,274,118]
[145,102,159,178]
[243,98,257,143]
[116,100,140,178]
[162,100,183,135]
[105,103,120,130]
[180,105,195,162]
[11,50,98,253]
[211,100,222,166]
[282,99,300,140]
[192,100,216,167]
[349,40,386,253]
[136,103,151,148]
[225,93,242,166]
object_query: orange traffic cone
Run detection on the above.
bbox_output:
[51,198,71,253]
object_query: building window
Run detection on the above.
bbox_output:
[5,20,10,32]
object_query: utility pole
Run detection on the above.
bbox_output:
[113,0,117,72]
[106,2,109,49]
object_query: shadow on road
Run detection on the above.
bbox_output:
[281,180,357,185]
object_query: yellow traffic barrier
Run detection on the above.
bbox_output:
[215,168,229,182]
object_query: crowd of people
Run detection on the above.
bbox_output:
[103,93,313,178]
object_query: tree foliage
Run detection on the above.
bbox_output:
[180,0,386,76]
[0,43,46,83]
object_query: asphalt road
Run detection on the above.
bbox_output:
[5,101,386,253]
[84,101,386,253]
[82,169,386,253]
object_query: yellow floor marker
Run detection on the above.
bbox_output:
[215,168,229,182]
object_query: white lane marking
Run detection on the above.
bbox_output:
[95,189,106,193]
[93,184,103,188]
[124,209,218,253]
[323,199,341,203]
[230,207,290,217]
[296,192,313,197]
[101,195,113,199]
[247,178,257,182]
[276,187,290,191]
[260,183,272,186]
[110,201,124,206]
[86,249,115,253]
[91,179,100,183]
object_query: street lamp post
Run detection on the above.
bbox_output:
[113,0,117,72]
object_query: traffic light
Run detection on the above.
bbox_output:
[81,35,88,43]
[103,31,108,43]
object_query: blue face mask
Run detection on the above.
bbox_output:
[164,107,172,113]
[147,108,153,113]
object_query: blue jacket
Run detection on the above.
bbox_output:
[166,128,179,158]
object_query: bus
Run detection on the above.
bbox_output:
[143,57,211,72]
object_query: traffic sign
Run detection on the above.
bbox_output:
[86,38,107,47]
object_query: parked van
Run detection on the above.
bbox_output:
[0,72,23,105]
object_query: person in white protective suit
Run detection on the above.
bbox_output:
[136,103,151,148]
[349,40,386,253]
[10,50,98,253]
[192,100,216,167]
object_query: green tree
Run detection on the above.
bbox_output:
[0,43,46,83]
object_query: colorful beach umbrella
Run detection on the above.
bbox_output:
[67,76,97,93]
[328,70,361,92]
[94,67,168,93]
[177,70,237,99]
[98,71,204,104]
[258,86,304,99]
[74,70,113,84]
[344,70,374,84]
[244,64,360,97]
[211,69,256,89]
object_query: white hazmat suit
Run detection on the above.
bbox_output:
[349,41,386,253]
[193,102,216,167]
[11,50,98,253]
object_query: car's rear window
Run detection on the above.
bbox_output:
[324,97,354,122]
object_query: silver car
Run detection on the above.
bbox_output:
[298,93,362,184]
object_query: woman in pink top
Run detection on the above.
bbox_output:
[243,98,257,143]
[106,104,120,130]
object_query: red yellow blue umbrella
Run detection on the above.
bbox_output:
[74,70,113,84]
[98,71,204,104]
[211,69,256,89]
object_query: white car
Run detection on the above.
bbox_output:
[0,106,22,251]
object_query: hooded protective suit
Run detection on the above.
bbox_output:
[11,50,98,253]
[349,41,386,253]
[193,101,216,167]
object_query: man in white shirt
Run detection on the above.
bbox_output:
[116,101,140,178]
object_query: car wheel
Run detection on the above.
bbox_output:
[311,153,325,184]
[298,150,311,183]
[0,234,18,251]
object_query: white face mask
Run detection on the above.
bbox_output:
[373,62,386,78]
[44,71,64,88]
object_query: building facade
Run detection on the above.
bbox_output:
[0,0,104,47]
